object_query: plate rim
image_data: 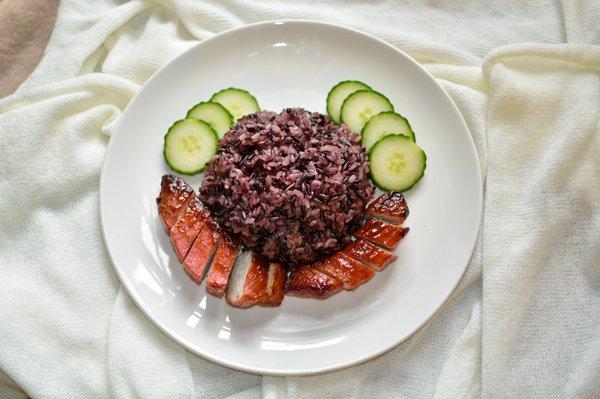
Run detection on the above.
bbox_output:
[99,19,483,376]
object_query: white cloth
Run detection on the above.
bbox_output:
[1,1,599,398]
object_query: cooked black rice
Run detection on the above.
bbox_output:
[199,108,374,265]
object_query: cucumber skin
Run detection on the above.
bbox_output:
[186,101,234,126]
[340,89,395,132]
[326,80,372,124]
[209,87,260,119]
[361,111,416,144]
[368,134,427,192]
[163,119,219,176]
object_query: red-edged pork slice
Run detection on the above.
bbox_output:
[366,192,410,225]
[183,218,220,283]
[170,197,209,262]
[156,174,194,233]
[205,231,239,298]
[285,265,343,299]
[354,218,409,250]
[312,253,374,291]
[259,262,287,307]
[342,239,397,271]
[226,251,270,308]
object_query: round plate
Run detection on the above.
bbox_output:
[100,20,482,375]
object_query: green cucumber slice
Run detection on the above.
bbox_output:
[186,101,234,138]
[340,90,394,134]
[361,111,415,152]
[209,87,260,122]
[369,134,426,192]
[163,119,218,175]
[326,80,371,124]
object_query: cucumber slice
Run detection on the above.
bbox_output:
[209,88,260,122]
[361,111,415,152]
[326,80,371,124]
[340,90,394,134]
[186,101,234,138]
[163,119,218,175]
[369,134,426,192]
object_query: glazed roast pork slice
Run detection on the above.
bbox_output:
[311,252,375,291]
[259,262,287,307]
[183,218,220,283]
[170,196,210,262]
[342,239,397,271]
[354,218,409,250]
[205,232,240,298]
[285,265,343,299]
[226,251,270,308]
[156,174,195,233]
[366,192,409,225]
[155,175,405,306]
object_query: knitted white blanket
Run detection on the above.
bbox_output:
[1,1,599,397]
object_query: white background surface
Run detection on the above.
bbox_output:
[1,1,599,398]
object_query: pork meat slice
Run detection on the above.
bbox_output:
[259,262,287,307]
[354,218,409,250]
[367,192,409,225]
[183,218,220,283]
[156,174,195,233]
[312,252,375,291]
[170,196,210,262]
[285,265,343,299]
[226,251,270,308]
[205,231,239,298]
[342,239,397,271]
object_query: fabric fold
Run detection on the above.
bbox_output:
[482,43,600,398]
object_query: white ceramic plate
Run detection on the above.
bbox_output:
[100,20,482,375]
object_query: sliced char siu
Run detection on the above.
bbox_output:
[226,251,270,308]
[259,262,287,307]
[285,265,343,299]
[156,175,195,233]
[342,239,397,271]
[156,175,410,307]
[354,218,409,250]
[170,196,210,262]
[205,232,240,298]
[366,192,409,225]
[312,252,375,291]
[183,217,220,283]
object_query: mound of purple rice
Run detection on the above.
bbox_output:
[200,108,374,265]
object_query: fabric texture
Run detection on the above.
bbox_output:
[0,1,599,398]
